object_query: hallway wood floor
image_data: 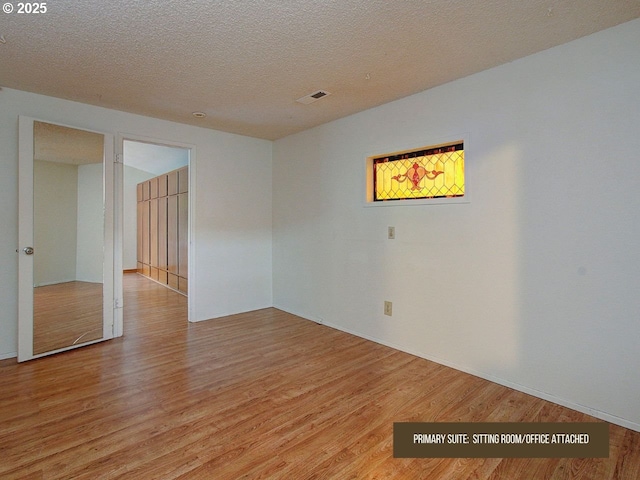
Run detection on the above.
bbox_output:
[1,274,639,479]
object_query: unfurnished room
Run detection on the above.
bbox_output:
[1,1,639,479]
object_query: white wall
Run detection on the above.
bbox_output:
[32,161,104,286]
[33,160,78,286]
[76,162,104,283]
[0,88,273,359]
[273,19,640,431]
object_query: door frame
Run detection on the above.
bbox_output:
[17,116,116,361]
[115,132,195,336]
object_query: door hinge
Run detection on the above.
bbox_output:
[114,298,123,309]
[115,153,123,164]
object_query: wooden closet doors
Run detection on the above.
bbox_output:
[137,166,187,295]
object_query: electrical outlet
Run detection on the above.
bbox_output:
[384,301,392,316]
[388,226,395,239]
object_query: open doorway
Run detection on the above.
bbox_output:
[121,140,190,328]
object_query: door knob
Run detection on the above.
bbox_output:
[23,247,34,255]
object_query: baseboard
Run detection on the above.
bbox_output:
[123,269,138,274]
[0,351,17,361]
[272,304,640,433]
[137,273,187,297]
[34,279,76,287]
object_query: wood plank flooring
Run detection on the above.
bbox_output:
[33,281,103,355]
[1,273,639,479]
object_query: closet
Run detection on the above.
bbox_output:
[137,166,188,295]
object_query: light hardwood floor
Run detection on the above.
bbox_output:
[1,274,638,479]
[33,281,103,355]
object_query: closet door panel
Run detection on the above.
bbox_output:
[178,167,188,194]
[142,180,150,201]
[158,174,168,197]
[136,200,143,264]
[178,192,188,279]
[141,200,150,265]
[150,198,158,269]
[168,170,178,196]
[150,176,158,199]
[167,194,178,275]
[157,197,168,272]
[178,276,188,295]
[168,273,179,291]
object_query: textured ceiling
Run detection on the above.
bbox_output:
[34,121,103,165]
[33,121,189,173]
[2,1,639,140]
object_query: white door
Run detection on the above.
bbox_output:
[17,116,116,361]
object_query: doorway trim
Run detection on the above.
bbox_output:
[115,132,195,336]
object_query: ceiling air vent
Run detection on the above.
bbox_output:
[296,90,331,105]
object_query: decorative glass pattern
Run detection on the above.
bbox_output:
[373,142,464,201]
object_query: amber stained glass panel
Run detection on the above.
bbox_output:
[373,143,464,201]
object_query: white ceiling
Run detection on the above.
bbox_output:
[1,1,639,140]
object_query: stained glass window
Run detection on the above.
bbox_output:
[373,142,464,201]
